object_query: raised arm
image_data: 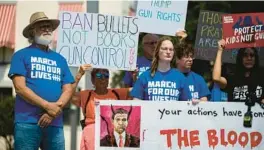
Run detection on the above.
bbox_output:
[175,30,188,43]
[212,39,227,89]
[71,64,92,106]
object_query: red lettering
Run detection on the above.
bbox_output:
[160,129,177,148]
[238,132,249,148]
[178,129,189,149]
[189,130,200,148]
[250,132,262,149]
[220,129,228,146]
[207,129,218,149]
[227,131,237,146]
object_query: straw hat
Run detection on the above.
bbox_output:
[23,12,60,38]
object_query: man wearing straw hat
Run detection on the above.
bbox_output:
[8,12,74,150]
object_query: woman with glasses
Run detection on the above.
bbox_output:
[175,42,210,101]
[130,36,191,101]
[213,39,264,103]
[71,65,130,150]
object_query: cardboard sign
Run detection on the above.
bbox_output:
[136,0,188,35]
[95,101,264,150]
[194,10,237,64]
[56,11,139,71]
[195,10,264,67]
[223,13,264,49]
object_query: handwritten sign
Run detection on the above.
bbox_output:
[95,101,264,150]
[136,0,188,36]
[223,12,264,49]
[194,10,236,64]
[194,10,264,66]
[56,11,139,70]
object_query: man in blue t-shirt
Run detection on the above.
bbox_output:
[175,42,210,101]
[8,12,74,150]
[123,33,159,87]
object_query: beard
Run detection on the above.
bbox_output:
[34,33,53,46]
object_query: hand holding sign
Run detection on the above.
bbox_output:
[218,39,226,51]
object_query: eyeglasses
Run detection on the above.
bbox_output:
[143,41,157,46]
[183,55,195,60]
[95,72,109,79]
[243,53,255,58]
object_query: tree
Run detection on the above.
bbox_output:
[0,96,15,150]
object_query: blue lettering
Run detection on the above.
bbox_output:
[157,11,181,22]
[138,9,152,18]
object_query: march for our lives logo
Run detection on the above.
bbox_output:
[30,56,61,82]
[147,81,180,101]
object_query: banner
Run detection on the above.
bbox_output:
[222,12,264,49]
[95,100,264,150]
[136,0,188,36]
[56,11,139,71]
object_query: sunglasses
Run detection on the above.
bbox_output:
[95,72,109,79]
[38,24,53,31]
[243,53,255,58]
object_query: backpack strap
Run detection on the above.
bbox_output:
[112,89,120,100]
[83,91,92,119]
[83,90,119,118]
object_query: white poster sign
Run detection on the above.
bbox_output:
[56,11,139,70]
[95,101,264,150]
[136,0,188,35]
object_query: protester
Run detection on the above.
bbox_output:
[123,33,159,87]
[213,39,264,103]
[175,40,210,101]
[130,36,191,101]
[71,64,130,150]
[8,12,74,150]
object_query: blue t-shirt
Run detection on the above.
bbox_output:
[184,71,211,99]
[123,56,151,87]
[130,68,191,101]
[210,83,228,102]
[8,45,74,127]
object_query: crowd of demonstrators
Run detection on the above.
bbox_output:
[8,12,74,150]
[213,39,264,104]
[8,11,264,150]
[71,65,130,150]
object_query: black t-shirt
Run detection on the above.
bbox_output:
[224,73,263,102]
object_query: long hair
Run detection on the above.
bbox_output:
[235,47,259,77]
[150,36,173,77]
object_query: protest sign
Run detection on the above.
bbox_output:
[223,12,264,49]
[95,100,264,150]
[194,10,237,64]
[136,0,188,36]
[195,10,264,66]
[56,11,139,71]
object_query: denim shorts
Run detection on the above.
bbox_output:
[14,123,65,150]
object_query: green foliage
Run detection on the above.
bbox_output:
[0,96,15,150]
